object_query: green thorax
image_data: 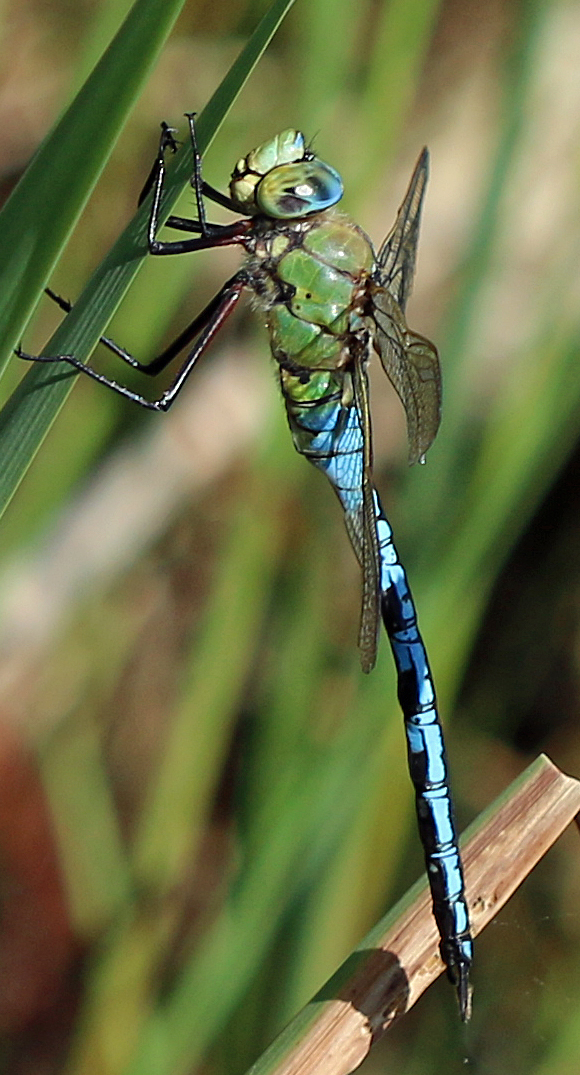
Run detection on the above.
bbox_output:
[246,209,375,374]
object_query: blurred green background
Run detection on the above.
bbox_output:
[0,0,579,1073]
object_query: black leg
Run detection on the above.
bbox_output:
[143,114,250,256]
[18,274,246,410]
[183,113,208,236]
[18,115,252,406]
[164,215,223,235]
[137,122,180,207]
[43,278,246,376]
[44,288,139,365]
[139,116,238,224]
[182,115,240,214]
[201,181,239,214]
[140,272,246,377]
[160,217,251,248]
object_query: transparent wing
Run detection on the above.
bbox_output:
[282,359,381,671]
[350,354,381,672]
[373,294,441,464]
[373,147,441,464]
[376,147,429,312]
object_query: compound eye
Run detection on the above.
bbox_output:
[256,160,343,219]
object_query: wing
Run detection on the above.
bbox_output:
[376,147,429,312]
[372,295,441,464]
[281,360,381,671]
[373,147,441,464]
[350,354,381,673]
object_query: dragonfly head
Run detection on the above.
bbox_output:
[229,130,343,219]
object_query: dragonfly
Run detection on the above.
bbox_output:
[18,115,473,1018]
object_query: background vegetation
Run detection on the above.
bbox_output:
[0,0,579,1073]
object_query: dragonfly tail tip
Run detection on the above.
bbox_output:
[456,966,473,1023]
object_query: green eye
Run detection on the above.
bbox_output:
[246,130,305,173]
[256,160,343,218]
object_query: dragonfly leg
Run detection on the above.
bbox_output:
[42,276,245,376]
[43,288,149,369]
[183,113,208,236]
[182,112,240,216]
[17,273,246,410]
[152,273,245,408]
[138,119,236,233]
[19,113,251,395]
[143,114,247,256]
[137,122,180,207]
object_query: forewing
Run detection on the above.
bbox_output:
[350,355,381,673]
[376,147,428,312]
[373,293,442,464]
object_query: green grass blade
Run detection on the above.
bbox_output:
[0,0,296,519]
[0,0,188,366]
